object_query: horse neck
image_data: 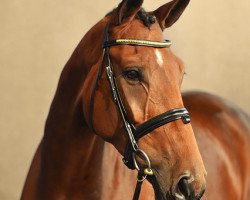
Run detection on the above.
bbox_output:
[21,19,141,199]
[22,124,140,200]
[21,49,137,200]
[21,121,100,197]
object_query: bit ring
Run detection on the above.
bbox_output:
[132,148,151,171]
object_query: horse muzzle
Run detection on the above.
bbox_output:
[172,174,206,200]
[149,171,206,200]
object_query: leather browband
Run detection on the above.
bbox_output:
[103,39,172,48]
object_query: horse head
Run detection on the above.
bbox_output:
[82,0,206,199]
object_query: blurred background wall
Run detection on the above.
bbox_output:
[0,0,249,199]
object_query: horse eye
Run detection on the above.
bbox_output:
[123,69,142,82]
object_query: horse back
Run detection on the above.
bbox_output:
[182,91,250,200]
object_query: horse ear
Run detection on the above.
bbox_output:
[153,0,190,29]
[117,0,144,25]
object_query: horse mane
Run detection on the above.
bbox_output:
[106,8,156,28]
[136,8,156,27]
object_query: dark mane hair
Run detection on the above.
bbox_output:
[136,8,156,27]
[106,8,156,28]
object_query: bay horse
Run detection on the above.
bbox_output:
[21,0,250,199]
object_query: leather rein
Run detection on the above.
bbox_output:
[89,25,191,200]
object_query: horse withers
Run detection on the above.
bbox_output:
[21,0,250,200]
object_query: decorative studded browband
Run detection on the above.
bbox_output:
[103,38,172,48]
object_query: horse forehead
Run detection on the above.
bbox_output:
[155,49,164,67]
[111,46,165,68]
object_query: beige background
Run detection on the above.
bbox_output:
[0,0,249,199]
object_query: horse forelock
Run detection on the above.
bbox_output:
[136,8,156,28]
[106,8,156,28]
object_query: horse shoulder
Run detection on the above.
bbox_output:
[182,91,250,200]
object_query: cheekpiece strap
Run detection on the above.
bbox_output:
[103,39,171,48]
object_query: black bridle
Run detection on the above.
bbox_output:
[90,25,191,199]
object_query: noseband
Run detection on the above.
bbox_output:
[90,25,191,199]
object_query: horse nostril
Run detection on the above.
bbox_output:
[175,176,195,199]
[178,178,194,197]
